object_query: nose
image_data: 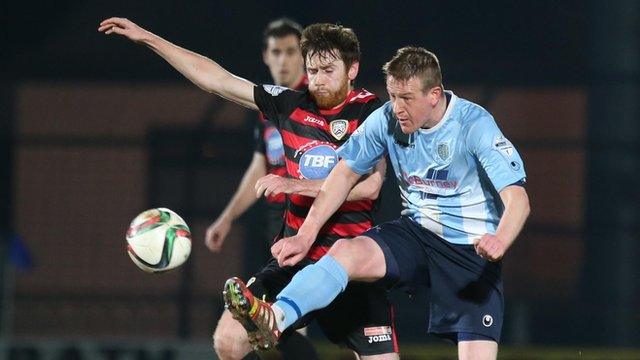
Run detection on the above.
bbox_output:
[392,99,404,116]
[314,72,327,86]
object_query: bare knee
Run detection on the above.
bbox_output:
[458,340,498,360]
[327,236,386,281]
[213,311,252,360]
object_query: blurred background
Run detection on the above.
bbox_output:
[1,0,639,359]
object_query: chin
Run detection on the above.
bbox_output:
[399,125,415,134]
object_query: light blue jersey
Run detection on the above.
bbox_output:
[337,91,526,245]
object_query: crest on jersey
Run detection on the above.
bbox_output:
[330,119,349,140]
[436,141,452,164]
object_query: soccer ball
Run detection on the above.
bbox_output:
[125,208,192,273]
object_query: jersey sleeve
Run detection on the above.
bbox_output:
[466,115,527,192]
[254,115,266,154]
[337,104,390,175]
[253,84,305,128]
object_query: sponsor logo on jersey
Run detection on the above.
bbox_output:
[263,84,287,96]
[298,144,338,180]
[402,169,458,190]
[304,115,326,127]
[264,127,285,165]
[330,119,349,140]
[364,326,392,344]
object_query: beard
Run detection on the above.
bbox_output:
[310,78,350,109]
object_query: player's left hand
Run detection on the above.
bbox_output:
[255,174,297,198]
[271,234,314,267]
[473,234,507,262]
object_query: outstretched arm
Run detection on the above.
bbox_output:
[255,158,386,201]
[98,17,257,110]
[204,152,267,253]
[270,160,363,266]
[474,185,530,261]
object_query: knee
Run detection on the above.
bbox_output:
[213,322,249,360]
[327,237,363,274]
[327,238,354,257]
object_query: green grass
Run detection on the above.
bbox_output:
[259,342,640,359]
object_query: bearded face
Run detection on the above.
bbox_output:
[306,52,354,109]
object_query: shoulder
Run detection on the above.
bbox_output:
[256,84,307,101]
[453,95,496,135]
[361,101,395,130]
[348,88,379,104]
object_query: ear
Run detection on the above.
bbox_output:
[430,86,443,105]
[347,61,360,81]
[262,50,269,66]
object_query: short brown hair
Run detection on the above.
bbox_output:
[383,46,443,92]
[300,23,360,69]
[262,18,303,50]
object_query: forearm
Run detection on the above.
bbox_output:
[297,161,362,239]
[291,159,385,201]
[219,154,266,221]
[141,32,257,109]
[495,186,530,249]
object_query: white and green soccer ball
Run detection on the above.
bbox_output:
[125,208,192,273]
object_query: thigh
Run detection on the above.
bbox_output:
[362,217,430,291]
[315,282,398,356]
[422,232,504,342]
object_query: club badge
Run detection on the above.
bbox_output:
[330,119,349,140]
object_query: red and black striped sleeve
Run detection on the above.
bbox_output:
[253,85,306,129]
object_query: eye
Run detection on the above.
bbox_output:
[308,69,318,75]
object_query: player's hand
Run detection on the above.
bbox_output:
[473,234,507,262]
[271,233,314,267]
[204,216,232,253]
[98,17,149,43]
[255,174,297,198]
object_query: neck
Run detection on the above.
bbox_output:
[423,93,447,128]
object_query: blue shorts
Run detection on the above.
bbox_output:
[363,216,504,342]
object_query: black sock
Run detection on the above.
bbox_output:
[276,331,319,360]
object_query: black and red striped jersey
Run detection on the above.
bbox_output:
[254,77,308,209]
[253,84,383,260]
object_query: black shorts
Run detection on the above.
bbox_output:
[363,216,504,342]
[249,258,398,355]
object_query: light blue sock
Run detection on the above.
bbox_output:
[274,255,349,329]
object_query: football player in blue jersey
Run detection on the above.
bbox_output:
[232,47,531,359]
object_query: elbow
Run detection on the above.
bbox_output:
[365,180,384,201]
[521,191,531,220]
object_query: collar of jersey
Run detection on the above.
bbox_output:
[418,90,457,135]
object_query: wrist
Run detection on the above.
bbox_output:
[298,220,321,244]
[219,211,235,224]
